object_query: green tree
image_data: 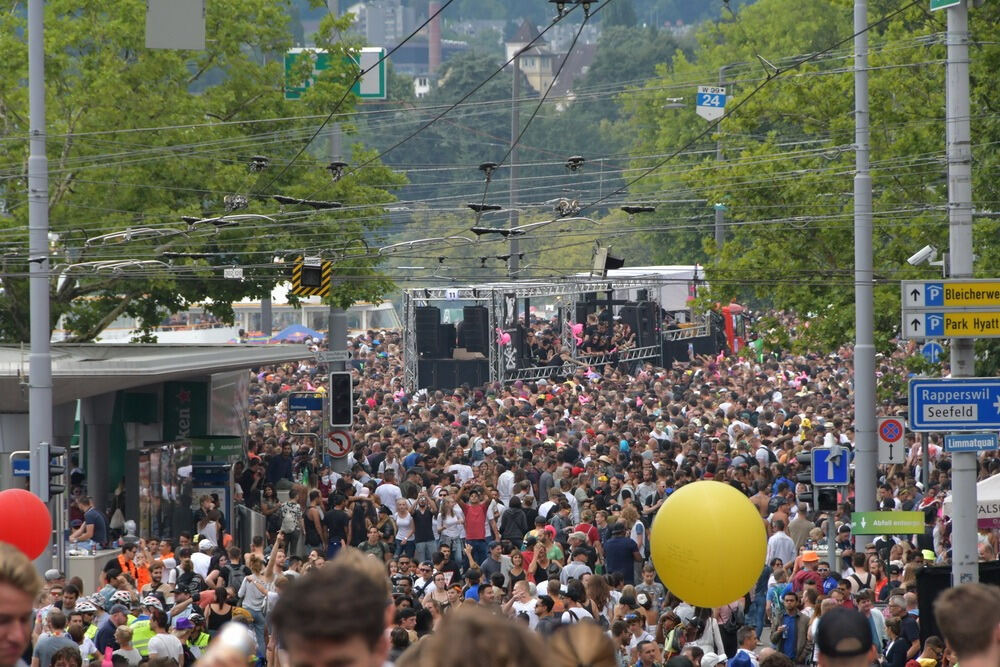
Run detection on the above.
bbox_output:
[624,0,1000,350]
[603,0,638,28]
[0,0,404,343]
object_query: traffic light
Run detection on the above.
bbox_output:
[795,452,816,507]
[329,371,353,427]
[40,442,67,501]
[816,488,839,513]
[291,256,332,297]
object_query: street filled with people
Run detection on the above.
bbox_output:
[7,314,1000,667]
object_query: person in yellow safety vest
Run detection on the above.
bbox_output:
[129,596,165,657]
[186,614,211,660]
[72,600,100,655]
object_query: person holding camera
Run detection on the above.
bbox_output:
[411,489,438,564]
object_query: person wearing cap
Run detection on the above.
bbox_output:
[933,583,1000,667]
[814,607,876,667]
[603,522,642,585]
[94,604,128,653]
[559,580,593,624]
[559,548,593,585]
[190,539,213,578]
[790,552,822,593]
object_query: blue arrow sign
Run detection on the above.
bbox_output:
[909,378,1000,431]
[921,341,943,364]
[812,446,850,485]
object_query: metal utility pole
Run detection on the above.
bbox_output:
[852,0,877,551]
[329,120,347,378]
[945,0,977,586]
[508,53,520,278]
[28,0,54,544]
[714,65,726,251]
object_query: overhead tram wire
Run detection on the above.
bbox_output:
[336,2,588,181]
[574,0,926,217]
[474,7,597,212]
[249,0,457,198]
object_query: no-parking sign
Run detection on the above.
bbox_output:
[877,417,906,464]
[328,429,353,458]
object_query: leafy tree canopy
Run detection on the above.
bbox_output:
[624,0,1000,352]
[0,0,404,342]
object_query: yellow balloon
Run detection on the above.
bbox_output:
[650,481,766,608]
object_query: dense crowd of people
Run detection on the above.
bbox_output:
[12,314,1000,667]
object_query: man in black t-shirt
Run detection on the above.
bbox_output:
[322,494,350,559]
[68,496,107,549]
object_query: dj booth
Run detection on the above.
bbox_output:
[402,277,673,392]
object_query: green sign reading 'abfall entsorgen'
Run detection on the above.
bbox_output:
[851,511,925,535]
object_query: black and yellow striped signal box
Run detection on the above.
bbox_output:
[291,256,332,296]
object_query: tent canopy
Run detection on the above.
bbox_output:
[942,473,1000,525]
[269,324,325,343]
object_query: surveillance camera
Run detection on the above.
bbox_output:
[907,244,938,266]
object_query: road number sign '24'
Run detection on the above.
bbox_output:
[696,86,726,121]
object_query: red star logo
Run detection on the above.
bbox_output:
[177,389,191,403]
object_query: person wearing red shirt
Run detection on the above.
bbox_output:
[458,485,494,568]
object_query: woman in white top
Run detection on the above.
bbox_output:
[394,499,416,558]
[197,509,222,547]
[436,498,466,555]
[688,608,727,660]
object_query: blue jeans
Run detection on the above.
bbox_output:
[327,539,343,560]
[394,539,415,559]
[468,539,488,568]
[249,608,267,661]
[748,595,766,638]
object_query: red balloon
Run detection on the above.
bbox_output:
[0,489,52,559]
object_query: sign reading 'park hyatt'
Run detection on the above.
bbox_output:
[901,280,1000,340]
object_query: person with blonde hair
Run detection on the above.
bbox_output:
[0,543,44,667]
[547,621,618,667]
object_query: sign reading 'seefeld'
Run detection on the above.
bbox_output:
[908,378,1000,431]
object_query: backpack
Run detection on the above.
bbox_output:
[224,564,249,598]
[280,503,299,534]
[721,603,745,633]
[850,572,874,592]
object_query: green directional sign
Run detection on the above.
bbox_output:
[851,511,924,535]
[190,436,244,460]
[284,47,387,100]
[930,0,960,10]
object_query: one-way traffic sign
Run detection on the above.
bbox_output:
[812,445,850,485]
